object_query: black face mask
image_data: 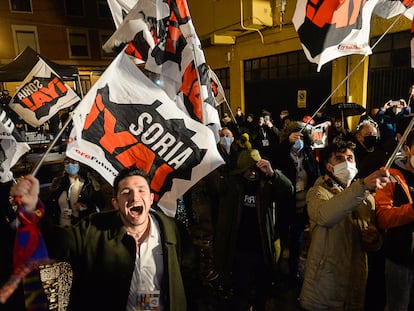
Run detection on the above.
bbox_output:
[363,135,377,149]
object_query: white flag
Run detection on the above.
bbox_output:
[103,0,221,142]
[9,58,80,128]
[293,0,380,71]
[0,108,30,182]
[66,51,224,215]
[107,0,138,28]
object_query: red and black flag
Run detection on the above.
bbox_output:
[9,57,80,128]
[66,51,224,215]
[103,0,221,142]
[293,0,380,71]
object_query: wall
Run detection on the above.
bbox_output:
[189,0,412,130]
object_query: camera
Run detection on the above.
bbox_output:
[388,100,401,107]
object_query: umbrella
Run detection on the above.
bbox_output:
[324,102,366,118]
[323,102,366,129]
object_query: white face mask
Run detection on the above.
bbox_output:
[331,161,358,186]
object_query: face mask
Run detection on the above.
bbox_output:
[291,138,304,153]
[219,136,232,154]
[65,163,79,176]
[363,136,377,149]
[332,161,358,186]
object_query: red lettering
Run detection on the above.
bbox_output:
[115,143,155,172]
[84,93,137,153]
[20,97,37,111]
[39,77,67,99]
[151,163,174,193]
[28,92,53,110]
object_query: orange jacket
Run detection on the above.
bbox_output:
[375,167,414,230]
[375,167,414,267]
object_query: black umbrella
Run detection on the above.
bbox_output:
[324,102,366,129]
[324,102,366,118]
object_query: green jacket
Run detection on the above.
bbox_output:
[42,209,197,311]
[213,169,293,276]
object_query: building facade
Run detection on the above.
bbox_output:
[188,0,413,129]
[0,0,115,93]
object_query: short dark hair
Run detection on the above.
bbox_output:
[113,167,151,195]
[323,140,356,164]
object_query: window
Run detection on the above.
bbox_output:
[244,50,317,81]
[65,0,84,17]
[67,29,90,58]
[11,25,39,54]
[97,1,112,18]
[99,32,115,58]
[370,31,410,69]
[10,0,32,12]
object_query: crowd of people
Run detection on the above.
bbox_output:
[1,95,414,311]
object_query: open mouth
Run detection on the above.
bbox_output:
[129,205,144,216]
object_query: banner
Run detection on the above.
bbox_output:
[107,0,138,28]
[311,121,330,149]
[293,0,380,71]
[374,0,414,19]
[0,108,30,182]
[103,0,221,142]
[66,52,224,215]
[9,58,80,128]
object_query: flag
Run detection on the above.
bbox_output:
[208,67,228,107]
[374,0,414,19]
[293,0,381,71]
[107,0,138,28]
[66,51,224,216]
[103,0,221,142]
[9,57,80,128]
[0,108,30,182]
[311,121,330,149]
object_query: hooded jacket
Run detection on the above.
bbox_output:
[300,177,376,310]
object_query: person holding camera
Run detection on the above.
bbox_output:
[377,99,410,144]
[45,157,105,226]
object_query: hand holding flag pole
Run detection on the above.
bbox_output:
[384,114,414,170]
[0,114,73,306]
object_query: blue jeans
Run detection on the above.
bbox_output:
[385,258,414,311]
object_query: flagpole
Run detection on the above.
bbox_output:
[302,9,409,132]
[208,66,238,125]
[384,114,414,169]
[31,113,73,177]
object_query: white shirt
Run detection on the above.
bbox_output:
[126,214,164,311]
